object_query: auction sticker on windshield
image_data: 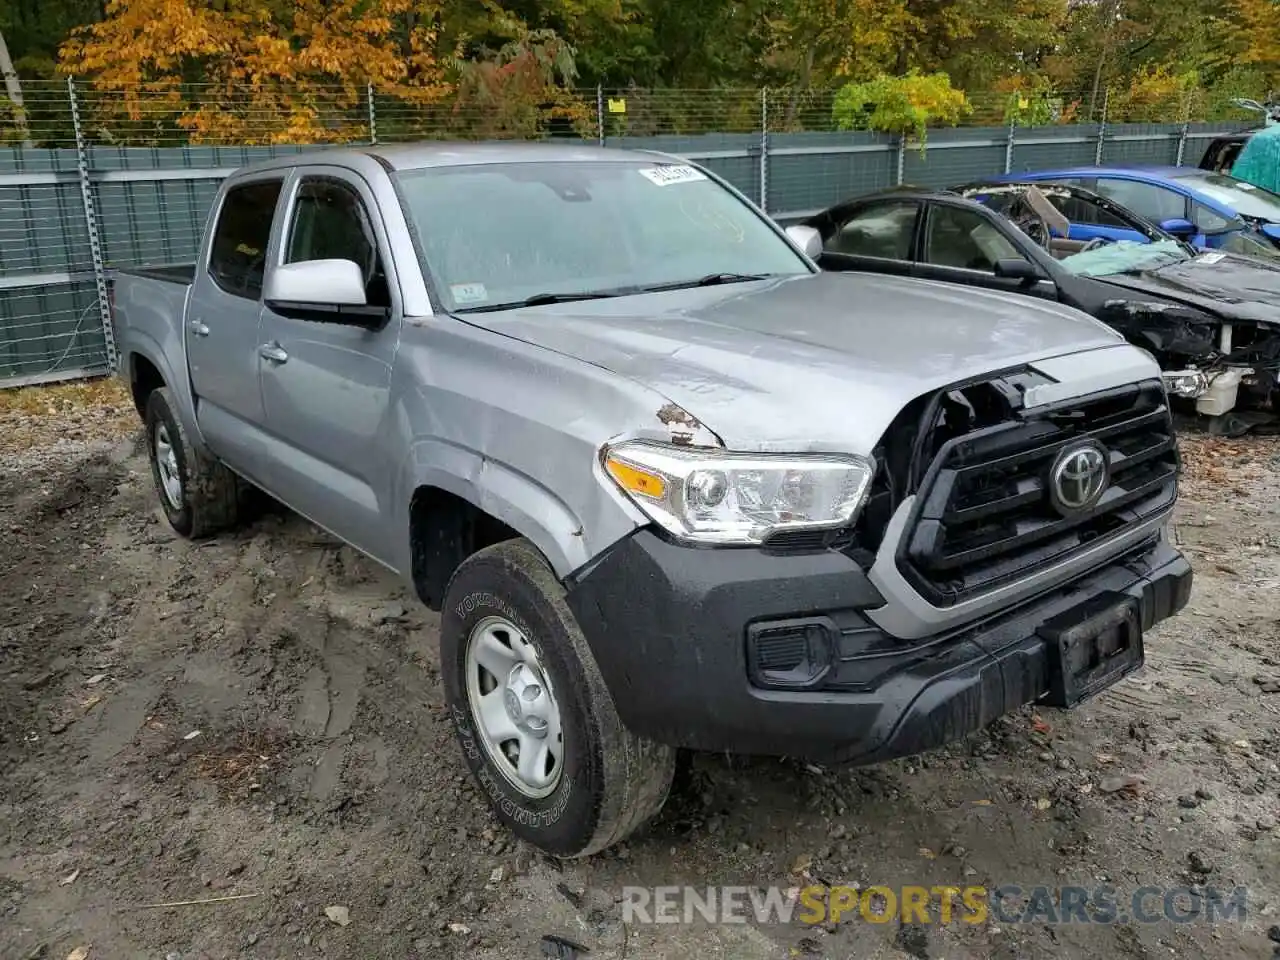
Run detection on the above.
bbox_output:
[639,165,707,186]
[451,282,489,304]
[1196,252,1227,265]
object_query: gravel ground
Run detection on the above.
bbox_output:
[1,383,1279,960]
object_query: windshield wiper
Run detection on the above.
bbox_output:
[637,272,776,294]
[454,289,630,313]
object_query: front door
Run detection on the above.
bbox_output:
[185,176,285,475]
[257,171,402,566]
[914,202,1059,302]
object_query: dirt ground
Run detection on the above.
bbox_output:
[2,384,1279,960]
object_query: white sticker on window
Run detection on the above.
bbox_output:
[1237,182,1257,191]
[639,164,707,186]
[1195,252,1226,265]
[451,282,489,303]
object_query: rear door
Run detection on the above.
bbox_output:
[186,175,286,476]
[256,169,401,564]
[814,200,920,278]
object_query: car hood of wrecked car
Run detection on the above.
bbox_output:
[456,271,1141,454]
[1096,251,1280,324]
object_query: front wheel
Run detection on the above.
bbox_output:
[440,539,676,858]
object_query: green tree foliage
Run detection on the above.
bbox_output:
[0,0,1272,145]
[832,71,969,147]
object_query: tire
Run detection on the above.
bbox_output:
[441,538,676,858]
[144,387,240,539]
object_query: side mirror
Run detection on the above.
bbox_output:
[265,259,386,327]
[993,258,1043,282]
[1159,218,1197,239]
[784,224,824,259]
[266,259,367,306]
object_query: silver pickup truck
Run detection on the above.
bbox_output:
[111,142,1192,858]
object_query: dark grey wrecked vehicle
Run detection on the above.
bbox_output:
[109,143,1191,857]
[792,181,1280,435]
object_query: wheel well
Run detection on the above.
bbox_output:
[130,353,165,417]
[410,487,520,611]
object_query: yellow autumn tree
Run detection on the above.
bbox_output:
[59,0,452,144]
[1231,0,1280,91]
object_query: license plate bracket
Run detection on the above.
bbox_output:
[1037,591,1144,708]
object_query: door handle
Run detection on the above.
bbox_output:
[258,343,289,364]
[188,320,210,337]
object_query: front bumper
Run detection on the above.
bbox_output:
[565,532,1192,765]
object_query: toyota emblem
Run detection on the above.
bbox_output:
[1048,441,1109,516]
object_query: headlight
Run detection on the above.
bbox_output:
[602,440,875,545]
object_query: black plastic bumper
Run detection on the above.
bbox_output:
[565,532,1192,764]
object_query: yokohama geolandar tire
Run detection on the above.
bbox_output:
[441,538,677,858]
[144,387,239,539]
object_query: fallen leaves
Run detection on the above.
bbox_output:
[0,378,137,457]
[66,947,90,960]
[1099,774,1146,796]
[60,868,81,886]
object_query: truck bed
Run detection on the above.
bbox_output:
[114,263,196,286]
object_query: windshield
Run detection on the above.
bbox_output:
[393,160,810,311]
[1058,239,1189,278]
[1171,171,1280,221]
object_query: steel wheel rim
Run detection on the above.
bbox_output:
[464,615,564,799]
[153,422,183,511]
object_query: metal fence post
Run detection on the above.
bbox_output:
[596,85,605,147]
[1095,88,1109,165]
[367,82,377,144]
[896,136,906,185]
[1004,112,1016,174]
[759,88,769,212]
[68,77,116,371]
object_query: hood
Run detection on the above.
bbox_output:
[1097,251,1280,324]
[461,272,1142,453]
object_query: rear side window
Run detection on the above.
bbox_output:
[208,180,284,300]
[826,202,918,259]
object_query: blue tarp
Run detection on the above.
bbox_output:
[1231,123,1280,193]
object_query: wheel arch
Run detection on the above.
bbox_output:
[402,441,593,610]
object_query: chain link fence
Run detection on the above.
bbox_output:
[0,81,1264,386]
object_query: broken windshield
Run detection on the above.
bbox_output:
[1057,239,1190,278]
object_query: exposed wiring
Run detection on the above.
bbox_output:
[39,296,100,375]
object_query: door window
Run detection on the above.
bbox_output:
[1045,193,1130,228]
[924,205,1024,271]
[286,179,389,306]
[825,202,918,259]
[1092,179,1186,223]
[1191,201,1238,235]
[208,179,284,300]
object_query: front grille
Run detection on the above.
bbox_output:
[899,379,1177,607]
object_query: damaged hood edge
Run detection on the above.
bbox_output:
[459,273,1157,455]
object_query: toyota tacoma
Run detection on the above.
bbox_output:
[110,142,1193,857]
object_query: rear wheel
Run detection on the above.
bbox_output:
[144,387,240,538]
[441,538,676,858]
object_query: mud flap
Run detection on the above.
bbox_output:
[1037,591,1144,708]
